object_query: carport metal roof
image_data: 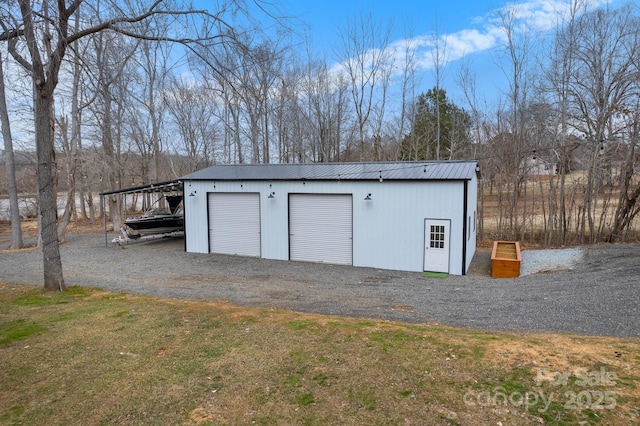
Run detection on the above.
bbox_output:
[99,179,182,196]
[181,161,478,182]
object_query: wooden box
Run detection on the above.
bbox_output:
[491,241,521,278]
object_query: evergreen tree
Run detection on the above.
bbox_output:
[400,88,472,160]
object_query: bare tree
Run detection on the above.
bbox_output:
[337,10,393,161]
[165,76,219,172]
[1,1,69,289]
[493,4,535,240]
[297,56,352,162]
[271,66,305,163]
[0,51,23,248]
[430,18,449,160]
[237,39,287,164]
[556,5,640,242]
[188,34,262,164]
[87,31,140,231]
[541,1,586,245]
[1,0,272,290]
[220,87,246,164]
[609,104,640,242]
[56,9,86,242]
[456,57,488,158]
[457,58,486,239]
[129,39,173,181]
[392,28,420,159]
[531,0,594,246]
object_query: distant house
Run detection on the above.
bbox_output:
[181,161,478,275]
[522,155,557,178]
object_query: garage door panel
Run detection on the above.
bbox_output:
[208,193,260,257]
[289,194,352,265]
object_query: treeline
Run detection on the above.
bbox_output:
[1,1,639,247]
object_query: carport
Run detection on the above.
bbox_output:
[99,180,183,246]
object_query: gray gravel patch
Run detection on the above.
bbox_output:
[520,247,583,276]
[1,233,638,338]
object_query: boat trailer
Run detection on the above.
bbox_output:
[112,226,184,246]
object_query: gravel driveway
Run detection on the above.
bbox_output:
[1,233,638,338]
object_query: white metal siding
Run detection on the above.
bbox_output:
[182,177,476,275]
[208,193,260,256]
[289,194,353,265]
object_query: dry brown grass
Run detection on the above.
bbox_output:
[1,284,638,425]
[1,194,639,424]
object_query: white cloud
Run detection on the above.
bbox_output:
[491,0,613,32]
[335,0,619,76]
[417,0,617,69]
[316,0,624,106]
[443,28,505,60]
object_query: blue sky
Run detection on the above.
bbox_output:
[284,0,505,56]
[273,0,623,105]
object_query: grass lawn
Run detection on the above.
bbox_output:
[0,284,638,425]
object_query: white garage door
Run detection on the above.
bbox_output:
[208,193,260,256]
[289,194,352,265]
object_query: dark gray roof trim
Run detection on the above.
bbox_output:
[181,161,477,182]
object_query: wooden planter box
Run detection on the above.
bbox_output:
[491,241,522,278]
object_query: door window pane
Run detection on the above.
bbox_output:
[430,225,445,248]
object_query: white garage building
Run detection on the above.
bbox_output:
[181,161,478,275]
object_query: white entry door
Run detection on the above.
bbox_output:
[424,219,450,273]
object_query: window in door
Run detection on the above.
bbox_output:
[430,225,445,249]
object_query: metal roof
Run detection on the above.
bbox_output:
[99,179,182,196]
[181,161,478,182]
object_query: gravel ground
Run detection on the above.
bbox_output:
[1,233,638,338]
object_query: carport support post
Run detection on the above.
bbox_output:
[102,194,107,247]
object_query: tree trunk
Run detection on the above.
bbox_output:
[609,143,640,242]
[57,7,83,242]
[35,85,65,291]
[87,192,96,224]
[56,116,75,244]
[57,190,74,243]
[0,53,23,248]
[100,81,122,231]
